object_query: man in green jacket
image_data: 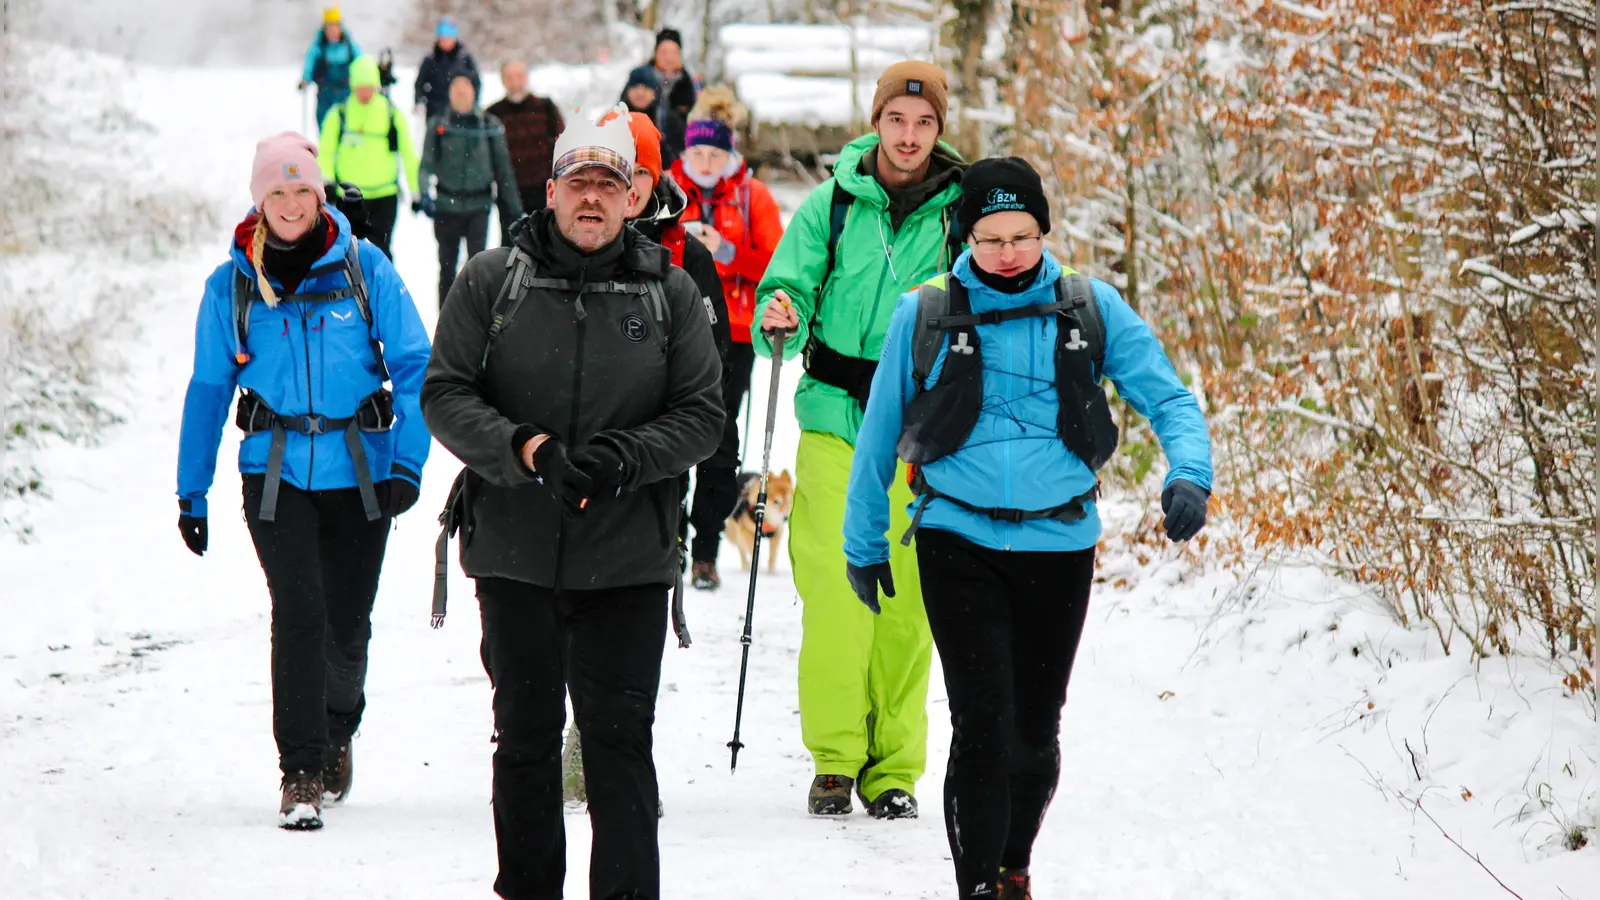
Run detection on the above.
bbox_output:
[316,55,420,258]
[417,74,523,304]
[754,60,965,819]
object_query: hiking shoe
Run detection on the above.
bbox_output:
[999,871,1032,899]
[807,774,854,816]
[866,788,918,820]
[323,743,353,804]
[691,561,720,590]
[279,771,324,830]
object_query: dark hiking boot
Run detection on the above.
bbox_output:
[279,771,324,830]
[691,561,720,590]
[323,743,353,804]
[999,870,1032,900]
[866,788,918,820]
[807,774,854,815]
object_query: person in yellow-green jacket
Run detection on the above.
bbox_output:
[754,60,965,820]
[318,55,420,259]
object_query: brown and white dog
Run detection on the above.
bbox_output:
[725,470,794,572]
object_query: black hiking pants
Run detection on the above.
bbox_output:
[687,341,753,563]
[915,528,1095,898]
[477,577,668,900]
[365,194,399,259]
[436,209,489,304]
[242,475,390,776]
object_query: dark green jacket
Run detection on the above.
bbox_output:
[421,110,523,222]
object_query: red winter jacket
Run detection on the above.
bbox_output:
[668,160,784,344]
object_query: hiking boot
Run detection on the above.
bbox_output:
[323,743,353,804]
[807,774,854,816]
[999,870,1032,900]
[278,771,324,830]
[691,561,720,590]
[866,788,918,820]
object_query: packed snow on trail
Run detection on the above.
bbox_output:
[2,32,1596,900]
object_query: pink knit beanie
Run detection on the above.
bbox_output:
[250,132,325,209]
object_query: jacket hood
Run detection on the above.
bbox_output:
[833,133,965,210]
[952,249,1064,311]
[632,175,689,236]
[511,208,670,280]
[230,205,353,281]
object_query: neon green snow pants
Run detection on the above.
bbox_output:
[791,430,933,801]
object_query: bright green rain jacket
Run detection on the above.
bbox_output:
[752,134,964,446]
[316,59,421,202]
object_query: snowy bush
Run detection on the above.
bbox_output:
[1006,0,1596,693]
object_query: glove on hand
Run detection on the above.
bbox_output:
[178,504,208,557]
[532,438,594,511]
[1161,479,1209,543]
[569,443,629,501]
[845,561,895,615]
[376,479,420,518]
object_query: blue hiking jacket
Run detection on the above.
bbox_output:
[303,31,362,89]
[844,251,1213,565]
[176,207,431,517]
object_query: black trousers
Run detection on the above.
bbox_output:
[436,209,490,304]
[478,577,668,900]
[365,194,399,259]
[687,341,755,562]
[242,475,390,775]
[915,528,1095,898]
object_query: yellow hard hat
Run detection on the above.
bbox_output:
[323,6,342,23]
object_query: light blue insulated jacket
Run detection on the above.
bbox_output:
[176,207,432,517]
[843,250,1213,565]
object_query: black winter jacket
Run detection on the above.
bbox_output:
[421,211,724,591]
[415,43,482,120]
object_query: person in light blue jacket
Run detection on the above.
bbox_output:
[175,133,431,831]
[299,8,362,130]
[841,157,1212,900]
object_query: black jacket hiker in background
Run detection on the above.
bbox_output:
[419,76,523,304]
[647,28,697,162]
[414,20,481,121]
[621,66,686,169]
[420,103,722,897]
[175,134,432,832]
[487,60,565,229]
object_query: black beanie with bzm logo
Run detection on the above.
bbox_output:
[957,157,1052,238]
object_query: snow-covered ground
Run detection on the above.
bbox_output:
[2,42,1597,900]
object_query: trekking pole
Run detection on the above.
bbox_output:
[300,86,310,135]
[727,329,787,773]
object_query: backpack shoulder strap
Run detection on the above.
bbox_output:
[822,180,851,284]
[233,266,255,364]
[344,241,390,381]
[1056,272,1105,381]
[943,204,965,270]
[479,247,536,376]
[911,274,957,387]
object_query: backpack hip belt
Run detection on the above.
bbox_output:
[900,466,1099,545]
[802,339,877,409]
[236,388,394,524]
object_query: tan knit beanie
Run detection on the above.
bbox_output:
[870,61,949,132]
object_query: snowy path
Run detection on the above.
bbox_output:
[2,58,1595,900]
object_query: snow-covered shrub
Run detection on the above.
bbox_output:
[1008,0,1595,690]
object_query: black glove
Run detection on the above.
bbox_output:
[414,194,436,218]
[845,561,895,615]
[376,478,420,518]
[532,438,593,511]
[569,443,629,502]
[1161,479,1209,543]
[178,513,208,557]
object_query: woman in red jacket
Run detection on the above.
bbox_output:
[669,87,784,590]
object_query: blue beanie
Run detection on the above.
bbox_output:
[437,19,459,39]
[625,65,660,93]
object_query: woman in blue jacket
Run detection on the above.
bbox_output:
[175,133,432,831]
[842,158,1213,900]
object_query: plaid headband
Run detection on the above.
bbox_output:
[554,146,631,181]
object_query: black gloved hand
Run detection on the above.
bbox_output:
[376,478,420,518]
[178,512,208,557]
[532,438,594,511]
[845,561,895,615]
[569,443,629,502]
[1161,479,1209,543]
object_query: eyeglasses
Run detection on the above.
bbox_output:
[970,235,1043,255]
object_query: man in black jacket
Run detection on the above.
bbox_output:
[421,107,723,900]
[414,18,481,121]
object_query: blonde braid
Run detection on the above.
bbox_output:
[251,217,279,307]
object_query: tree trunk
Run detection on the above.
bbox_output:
[943,0,995,161]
